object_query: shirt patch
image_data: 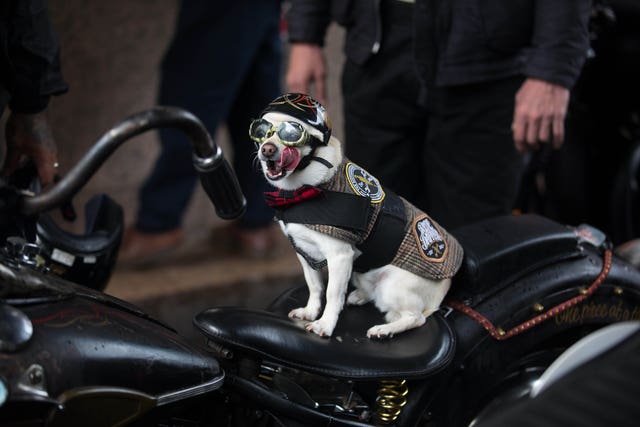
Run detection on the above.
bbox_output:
[345,162,385,203]
[412,214,447,263]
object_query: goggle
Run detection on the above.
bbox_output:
[249,118,316,147]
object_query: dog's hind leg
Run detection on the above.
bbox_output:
[289,255,324,321]
[367,310,427,339]
[366,267,451,339]
[347,273,373,306]
[347,288,370,306]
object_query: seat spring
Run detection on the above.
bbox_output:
[376,379,408,424]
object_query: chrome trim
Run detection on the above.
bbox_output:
[0,376,8,406]
[531,321,640,397]
[157,373,225,406]
[16,365,49,399]
[192,144,223,173]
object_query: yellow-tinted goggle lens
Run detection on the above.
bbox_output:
[276,122,306,146]
[249,119,308,146]
[249,118,275,143]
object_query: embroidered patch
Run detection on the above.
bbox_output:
[413,214,447,263]
[345,162,385,203]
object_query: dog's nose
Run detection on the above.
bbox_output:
[261,142,277,158]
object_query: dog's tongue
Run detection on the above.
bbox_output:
[279,147,301,171]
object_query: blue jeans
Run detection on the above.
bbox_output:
[136,0,281,232]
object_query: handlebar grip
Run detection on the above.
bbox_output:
[195,155,246,220]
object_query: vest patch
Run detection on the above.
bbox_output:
[413,214,448,263]
[345,162,385,203]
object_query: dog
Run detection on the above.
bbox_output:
[253,93,463,339]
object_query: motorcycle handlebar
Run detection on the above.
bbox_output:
[20,106,246,219]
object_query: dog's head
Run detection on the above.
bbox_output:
[251,93,341,190]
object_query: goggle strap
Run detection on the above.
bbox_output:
[296,152,333,171]
[308,156,333,169]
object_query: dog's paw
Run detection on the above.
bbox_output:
[366,324,395,339]
[288,307,318,321]
[347,289,369,306]
[305,320,335,338]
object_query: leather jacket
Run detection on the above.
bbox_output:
[286,0,382,66]
[0,0,67,114]
[414,0,592,89]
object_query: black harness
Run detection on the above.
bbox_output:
[275,189,406,272]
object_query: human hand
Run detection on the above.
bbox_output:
[3,111,59,187]
[286,43,327,105]
[512,78,570,152]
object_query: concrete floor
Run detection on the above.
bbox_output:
[104,224,305,341]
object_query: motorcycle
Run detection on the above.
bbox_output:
[1,107,640,427]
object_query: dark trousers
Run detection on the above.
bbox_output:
[136,0,281,232]
[341,0,429,209]
[424,76,525,230]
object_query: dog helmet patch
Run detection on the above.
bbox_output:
[345,162,385,203]
[413,214,447,262]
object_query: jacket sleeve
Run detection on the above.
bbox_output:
[285,0,332,46]
[4,0,68,113]
[523,0,591,89]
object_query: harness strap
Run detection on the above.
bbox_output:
[448,249,613,341]
[275,191,371,233]
[308,156,333,169]
[354,191,406,272]
[276,190,407,272]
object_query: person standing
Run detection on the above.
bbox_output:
[119,0,283,264]
[286,0,430,209]
[414,0,591,229]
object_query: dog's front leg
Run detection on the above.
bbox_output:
[289,254,324,321]
[306,244,354,337]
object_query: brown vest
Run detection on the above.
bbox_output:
[282,159,464,280]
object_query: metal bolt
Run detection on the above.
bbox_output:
[29,368,43,385]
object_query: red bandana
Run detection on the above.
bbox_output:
[264,185,323,208]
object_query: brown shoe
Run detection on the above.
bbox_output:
[118,227,184,268]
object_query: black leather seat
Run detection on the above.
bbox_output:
[194,286,455,380]
[450,214,584,301]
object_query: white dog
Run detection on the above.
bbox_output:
[253,94,463,339]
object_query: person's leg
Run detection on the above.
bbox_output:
[226,0,281,230]
[342,0,428,208]
[424,77,525,230]
[224,0,282,256]
[137,0,252,230]
[121,0,279,262]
